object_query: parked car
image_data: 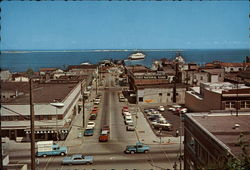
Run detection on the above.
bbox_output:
[86,122,95,129]
[89,114,97,120]
[126,122,135,131]
[168,105,182,111]
[62,154,93,165]
[124,116,133,125]
[84,128,94,136]
[154,123,173,131]
[94,100,100,105]
[148,115,162,121]
[123,111,132,117]
[124,142,150,154]
[158,106,165,112]
[99,130,109,142]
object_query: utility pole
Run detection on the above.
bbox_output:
[81,82,85,127]
[96,65,99,95]
[173,61,178,103]
[0,106,3,170]
[29,78,36,170]
[236,76,239,117]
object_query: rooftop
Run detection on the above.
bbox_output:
[201,82,250,94]
[189,113,250,158]
[1,82,79,104]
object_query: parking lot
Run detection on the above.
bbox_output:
[141,105,185,137]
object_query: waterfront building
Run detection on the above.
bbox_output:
[184,112,250,170]
[0,70,12,81]
[125,65,187,104]
[185,82,250,112]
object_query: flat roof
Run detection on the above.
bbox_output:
[189,113,250,158]
[2,82,79,104]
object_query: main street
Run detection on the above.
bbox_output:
[8,73,181,170]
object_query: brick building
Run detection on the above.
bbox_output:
[185,82,250,112]
[184,113,250,169]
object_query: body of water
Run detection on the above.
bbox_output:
[0,49,249,72]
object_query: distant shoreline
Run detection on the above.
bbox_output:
[2,49,249,54]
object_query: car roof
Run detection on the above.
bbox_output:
[101,130,108,134]
[72,154,83,158]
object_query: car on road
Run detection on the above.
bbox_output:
[101,125,110,133]
[99,130,109,142]
[158,106,165,112]
[124,142,150,154]
[62,154,93,165]
[86,122,95,129]
[84,128,94,136]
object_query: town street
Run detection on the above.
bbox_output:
[8,73,181,170]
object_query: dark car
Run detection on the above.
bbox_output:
[89,114,97,120]
[148,115,161,121]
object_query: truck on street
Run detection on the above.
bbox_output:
[124,142,150,154]
[36,141,68,157]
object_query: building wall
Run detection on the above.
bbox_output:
[185,89,221,112]
[138,87,186,105]
[184,115,228,170]
[1,82,82,140]
[0,70,11,81]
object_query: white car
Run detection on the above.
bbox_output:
[180,108,188,113]
[123,111,132,117]
[124,116,133,125]
[158,106,165,112]
[86,122,95,129]
[168,105,182,112]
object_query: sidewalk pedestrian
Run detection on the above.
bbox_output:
[175,130,179,137]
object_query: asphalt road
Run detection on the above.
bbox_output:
[8,73,180,170]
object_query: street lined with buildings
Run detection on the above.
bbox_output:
[1,56,250,169]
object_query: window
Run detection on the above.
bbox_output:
[176,93,179,96]
[200,76,203,80]
[246,101,250,108]
[240,101,245,108]
[159,93,162,96]
[167,93,170,96]
[139,97,143,102]
[225,101,236,109]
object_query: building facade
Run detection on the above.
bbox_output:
[185,82,250,112]
[184,113,250,170]
[1,80,85,141]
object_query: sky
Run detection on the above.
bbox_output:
[1,1,249,50]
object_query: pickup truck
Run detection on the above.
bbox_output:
[36,141,67,157]
[124,142,150,154]
[62,154,93,165]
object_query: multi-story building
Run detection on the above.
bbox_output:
[184,112,250,170]
[126,65,187,104]
[185,82,250,112]
[1,79,85,141]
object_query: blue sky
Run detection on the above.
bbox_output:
[1,1,249,50]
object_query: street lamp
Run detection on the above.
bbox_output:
[50,102,64,141]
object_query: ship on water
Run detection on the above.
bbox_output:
[128,52,146,60]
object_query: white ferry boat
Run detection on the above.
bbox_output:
[128,52,145,60]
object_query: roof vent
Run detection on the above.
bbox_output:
[233,124,240,129]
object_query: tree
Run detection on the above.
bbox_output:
[26,68,34,76]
